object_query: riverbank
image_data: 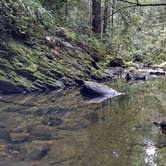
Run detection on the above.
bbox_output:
[0,27,111,94]
[1,0,165,95]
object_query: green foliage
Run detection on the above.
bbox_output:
[1,0,54,39]
[108,3,166,65]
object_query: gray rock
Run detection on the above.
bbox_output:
[80,81,124,98]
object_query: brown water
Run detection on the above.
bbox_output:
[0,78,166,166]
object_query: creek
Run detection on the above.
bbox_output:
[0,77,166,166]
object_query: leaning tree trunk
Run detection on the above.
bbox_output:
[92,0,101,36]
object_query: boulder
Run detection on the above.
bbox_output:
[80,81,124,98]
[109,57,126,67]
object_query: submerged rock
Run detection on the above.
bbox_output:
[27,125,52,139]
[6,144,27,156]
[24,145,49,161]
[42,117,63,127]
[0,128,11,143]
[10,132,30,143]
[80,81,124,98]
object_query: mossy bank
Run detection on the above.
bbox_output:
[0,0,110,94]
[0,27,110,94]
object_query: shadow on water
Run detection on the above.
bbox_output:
[0,78,166,165]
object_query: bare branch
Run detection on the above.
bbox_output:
[101,5,137,21]
[117,0,137,5]
[100,0,166,22]
[113,5,137,14]
[117,0,166,7]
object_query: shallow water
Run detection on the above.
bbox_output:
[0,78,166,166]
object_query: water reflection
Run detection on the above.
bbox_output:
[0,78,165,165]
[85,96,111,104]
[144,139,157,166]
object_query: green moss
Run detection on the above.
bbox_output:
[152,53,166,64]
[0,73,31,93]
[6,40,38,73]
[90,69,104,80]
[1,0,54,40]
[0,23,109,94]
[0,0,111,94]
[55,27,80,43]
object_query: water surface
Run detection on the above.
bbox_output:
[0,78,166,166]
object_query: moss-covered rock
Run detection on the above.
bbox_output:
[0,0,109,94]
[0,27,108,94]
[1,0,54,40]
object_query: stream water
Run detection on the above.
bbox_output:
[0,77,166,166]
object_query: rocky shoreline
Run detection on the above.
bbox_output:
[104,67,166,82]
[0,25,165,95]
[0,28,109,94]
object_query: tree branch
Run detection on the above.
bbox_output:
[101,4,137,21]
[101,0,166,22]
[117,0,166,6]
[113,5,137,14]
[117,0,137,5]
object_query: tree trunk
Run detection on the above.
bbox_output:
[92,0,101,35]
[103,0,109,34]
[64,0,68,25]
[111,0,115,38]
